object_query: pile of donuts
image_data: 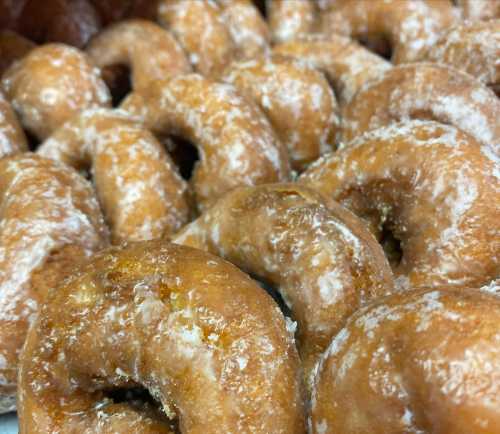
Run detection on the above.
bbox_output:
[0,0,498,432]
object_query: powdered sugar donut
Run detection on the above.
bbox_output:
[456,0,500,21]
[310,286,500,434]
[0,91,28,159]
[18,241,306,433]
[267,0,316,43]
[2,43,111,140]
[222,56,339,170]
[341,63,500,157]
[38,108,190,243]
[174,184,394,375]
[86,19,191,95]
[0,154,107,413]
[299,120,500,290]
[122,74,290,210]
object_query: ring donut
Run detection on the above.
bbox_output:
[341,63,500,156]
[0,153,107,413]
[122,74,291,210]
[0,30,35,76]
[86,19,191,95]
[0,91,28,159]
[274,34,391,106]
[2,43,111,141]
[299,120,500,290]
[420,20,500,95]
[18,241,306,433]
[173,183,394,375]
[310,286,500,434]
[320,0,458,63]
[267,0,316,44]
[222,55,339,170]
[37,108,190,243]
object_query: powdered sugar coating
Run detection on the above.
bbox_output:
[1,43,111,140]
[122,74,290,210]
[0,154,107,413]
[18,241,306,433]
[38,108,190,243]
[311,287,500,433]
[300,120,500,290]
[456,0,500,21]
[0,91,27,159]
[267,0,316,43]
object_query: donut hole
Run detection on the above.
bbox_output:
[165,135,200,181]
[379,220,403,268]
[357,34,392,61]
[101,64,132,106]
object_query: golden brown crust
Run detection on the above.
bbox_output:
[222,55,339,170]
[0,91,28,159]
[456,0,500,21]
[121,74,291,210]
[173,183,394,376]
[311,287,500,434]
[0,154,108,413]
[267,0,317,43]
[37,108,190,243]
[299,120,500,290]
[2,43,111,140]
[18,241,306,433]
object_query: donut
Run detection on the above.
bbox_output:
[456,0,500,21]
[341,63,500,157]
[0,154,107,413]
[17,241,306,433]
[122,74,291,210]
[173,183,394,375]
[299,120,500,290]
[0,91,28,159]
[2,43,111,141]
[310,287,500,434]
[0,30,35,76]
[274,34,391,105]
[217,0,270,59]
[37,108,190,243]
[222,56,339,170]
[17,0,102,48]
[320,0,458,63]
[0,0,27,31]
[86,19,191,95]
[157,0,235,78]
[90,0,160,24]
[267,0,316,44]
[420,20,500,95]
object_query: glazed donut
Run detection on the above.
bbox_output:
[0,30,34,76]
[456,0,500,21]
[267,0,316,44]
[173,183,394,375]
[420,20,500,95]
[17,0,102,48]
[217,0,270,59]
[18,241,306,433]
[222,56,339,170]
[122,74,291,210]
[0,154,107,413]
[299,120,500,290]
[274,34,391,105]
[341,63,500,156]
[2,43,111,141]
[86,19,191,95]
[0,91,28,159]
[320,0,458,63]
[157,0,235,78]
[310,287,500,434]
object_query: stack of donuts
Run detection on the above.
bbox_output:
[0,0,498,433]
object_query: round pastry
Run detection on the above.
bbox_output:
[456,0,500,21]
[37,108,190,243]
[0,154,107,413]
[86,19,191,95]
[310,286,500,434]
[274,33,391,106]
[267,0,316,44]
[341,63,500,157]
[2,43,111,141]
[320,0,458,63]
[0,30,35,76]
[17,241,306,433]
[122,74,291,210]
[218,0,270,59]
[299,120,500,290]
[420,20,500,95]
[222,56,339,170]
[0,91,28,159]
[173,183,394,375]
[157,0,235,78]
